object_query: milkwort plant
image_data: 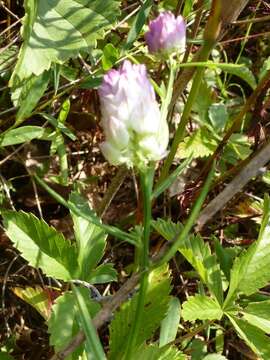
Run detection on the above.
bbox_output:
[1,1,270,359]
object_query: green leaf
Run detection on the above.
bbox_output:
[242,300,270,333]
[228,315,270,360]
[131,344,186,360]
[208,103,228,132]
[73,286,106,360]
[181,235,223,304]
[187,339,206,360]
[101,43,119,70]
[182,295,223,321]
[0,126,53,147]
[40,113,76,140]
[79,75,103,89]
[108,265,171,359]
[193,80,213,124]
[214,239,240,281]
[259,57,270,82]
[225,195,270,305]
[183,0,193,17]
[223,134,252,165]
[221,63,257,90]
[177,128,217,159]
[88,263,117,284]
[124,0,153,51]
[70,192,108,280]
[48,289,100,360]
[153,220,223,304]
[11,71,50,122]
[10,0,120,80]
[152,218,183,242]
[50,131,69,185]
[159,297,181,347]
[2,210,78,280]
[13,286,57,319]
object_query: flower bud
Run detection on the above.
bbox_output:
[145,11,186,55]
[98,60,169,168]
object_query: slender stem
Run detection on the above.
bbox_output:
[160,58,177,124]
[158,44,212,185]
[34,174,137,246]
[124,167,154,359]
[152,163,215,268]
[140,168,154,269]
[72,285,106,360]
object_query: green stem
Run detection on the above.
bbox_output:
[152,163,215,269]
[72,285,106,360]
[124,167,154,359]
[160,58,177,124]
[34,174,138,246]
[158,44,213,185]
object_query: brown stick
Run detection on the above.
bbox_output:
[196,139,270,231]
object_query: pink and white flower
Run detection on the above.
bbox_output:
[145,11,186,55]
[98,61,169,167]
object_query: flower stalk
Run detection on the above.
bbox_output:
[124,166,154,359]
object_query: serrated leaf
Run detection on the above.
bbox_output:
[10,0,120,80]
[225,195,270,305]
[12,286,60,319]
[48,289,100,360]
[3,211,78,280]
[108,265,172,359]
[221,63,257,90]
[177,128,217,159]
[131,344,186,360]
[228,315,270,360]
[223,134,252,165]
[159,297,181,347]
[182,295,223,321]
[70,192,109,281]
[152,218,184,241]
[153,219,223,304]
[242,300,270,333]
[181,235,223,304]
[0,126,53,147]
